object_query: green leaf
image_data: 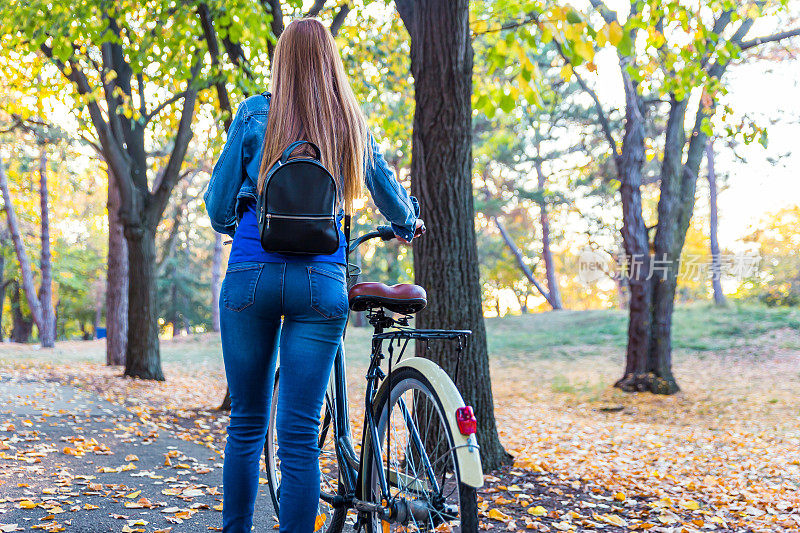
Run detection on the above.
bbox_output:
[566,10,583,24]
[499,92,516,113]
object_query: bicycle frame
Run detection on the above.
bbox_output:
[322,310,474,509]
[315,226,480,516]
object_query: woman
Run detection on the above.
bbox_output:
[204,18,423,533]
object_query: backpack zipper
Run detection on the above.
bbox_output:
[263,213,334,228]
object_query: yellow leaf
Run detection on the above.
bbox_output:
[614,492,626,502]
[314,514,326,531]
[597,27,608,48]
[560,64,573,82]
[213,503,223,512]
[488,508,512,521]
[527,506,546,516]
[472,19,489,34]
[574,40,595,61]
[680,499,700,510]
[125,454,139,462]
[608,21,623,46]
[125,491,141,499]
[602,514,627,527]
[18,500,37,509]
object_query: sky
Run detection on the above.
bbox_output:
[587,30,799,250]
[713,60,800,248]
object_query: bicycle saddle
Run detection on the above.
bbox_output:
[348,282,427,314]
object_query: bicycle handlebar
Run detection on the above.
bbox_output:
[347,223,424,254]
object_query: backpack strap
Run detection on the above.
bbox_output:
[344,214,351,277]
[280,140,322,163]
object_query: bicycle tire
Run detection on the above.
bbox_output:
[363,366,479,532]
[264,369,348,533]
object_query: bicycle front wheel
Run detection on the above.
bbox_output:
[264,369,347,533]
[363,366,479,533]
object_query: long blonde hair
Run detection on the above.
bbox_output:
[258,18,370,214]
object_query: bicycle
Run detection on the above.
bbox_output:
[264,224,483,532]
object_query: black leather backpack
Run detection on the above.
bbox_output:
[256,140,340,255]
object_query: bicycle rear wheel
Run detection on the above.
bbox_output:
[363,366,479,532]
[264,369,347,532]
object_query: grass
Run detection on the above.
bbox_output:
[1,302,797,369]
[3,302,798,425]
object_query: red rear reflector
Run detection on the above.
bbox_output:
[456,406,477,435]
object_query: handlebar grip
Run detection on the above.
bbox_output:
[376,226,396,241]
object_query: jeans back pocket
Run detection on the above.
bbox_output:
[222,263,264,312]
[308,265,347,319]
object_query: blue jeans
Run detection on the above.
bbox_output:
[219,261,348,533]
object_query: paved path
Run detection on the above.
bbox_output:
[0,375,277,532]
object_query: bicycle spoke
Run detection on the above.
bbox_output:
[372,378,466,533]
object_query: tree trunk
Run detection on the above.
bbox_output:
[218,388,232,411]
[106,172,128,365]
[706,139,727,306]
[54,298,60,339]
[534,161,563,310]
[644,99,690,395]
[613,79,675,394]
[211,232,223,332]
[0,256,5,342]
[94,299,103,339]
[37,146,55,348]
[350,245,365,327]
[493,216,555,308]
[0,154,44,333]
[124,226,164,380]
[397,0,512,470]
[9,282,32,343]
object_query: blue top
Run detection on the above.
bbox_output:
[228,201,347,264]
[204,92,420,264]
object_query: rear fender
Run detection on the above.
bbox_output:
[390,357,484,488]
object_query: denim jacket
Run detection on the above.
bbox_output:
[204,92,420,241]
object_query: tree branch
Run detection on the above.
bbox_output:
[156,174,196,276]
[144,91,189,124]
[588,0,617,24]
[198,3,233,131]
[261,0,285,61]
[39,43,131,204]
[492,216,556,308]
[306,0,327,17]
[739,28,800,50]
[137,73,146,116]
[551,40,620,169]
[148,60,202,227]
[330,3,351,37]
[472,13,538,35]
[99,42,129,152]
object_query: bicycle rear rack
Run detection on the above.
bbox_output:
[364,308,472,387]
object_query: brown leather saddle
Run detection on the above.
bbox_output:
[348,282,427,315]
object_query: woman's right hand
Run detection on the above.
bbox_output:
[397,219,425,244]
